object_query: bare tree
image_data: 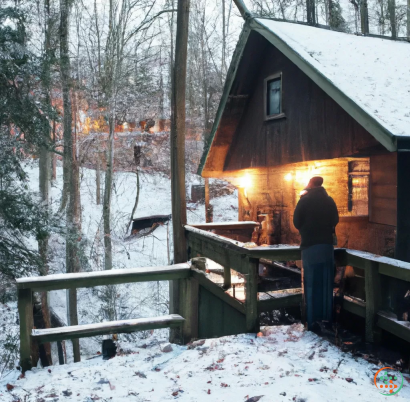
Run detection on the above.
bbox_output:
[169,0,189,343]
[60,0,81,362]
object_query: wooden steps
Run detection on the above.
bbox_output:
[31,314,185,343]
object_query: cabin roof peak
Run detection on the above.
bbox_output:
[198,18,410,176]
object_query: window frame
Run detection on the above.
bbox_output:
[264,72,285,121]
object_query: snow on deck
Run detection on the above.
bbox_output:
[256,19,410,137]
[2,325,409,401]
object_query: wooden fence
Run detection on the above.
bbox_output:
[16,223,410,373]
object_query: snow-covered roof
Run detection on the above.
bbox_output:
[255,19,410,139]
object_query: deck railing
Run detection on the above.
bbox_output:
[185,224,410,345]
[16,264,190,373]
[16,223,410,373]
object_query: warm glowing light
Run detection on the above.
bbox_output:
[284,173,293,181]
[240,173,252,189]
[294,166,322,187]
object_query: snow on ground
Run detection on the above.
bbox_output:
[256,19,410,137]
[14,161,239,363]
[1,324,410,401]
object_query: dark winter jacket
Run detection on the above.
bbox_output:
[293,187,339,249]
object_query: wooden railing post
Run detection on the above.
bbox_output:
[244,257,259,333]
[18,288,33,373]
[364,260,382,343]
[180,276,199,343]
[223,265,232,289]
[223,250,232,289]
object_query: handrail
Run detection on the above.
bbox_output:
[16,263,191,292]
[190,221,260,231]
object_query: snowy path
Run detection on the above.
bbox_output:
[2,325,409,401]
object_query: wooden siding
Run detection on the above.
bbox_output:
[222,32,380,171]
[370,153,397,227]
[226,157,396,256]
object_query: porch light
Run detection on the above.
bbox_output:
[240,173,252,198]
[284,173,293,181]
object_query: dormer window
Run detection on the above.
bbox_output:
[264,73,285,120]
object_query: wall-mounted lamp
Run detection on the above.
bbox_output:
[239,173,252,199]
[284,173,293,181]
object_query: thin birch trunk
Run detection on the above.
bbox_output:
[60,0,81,362]
[103,116,114,272]
[96,135,101,205]
[126,169,140,235]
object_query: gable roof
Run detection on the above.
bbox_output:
[198,19,410,175]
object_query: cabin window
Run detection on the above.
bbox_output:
[264,73,284,120]
[348,160,369,216]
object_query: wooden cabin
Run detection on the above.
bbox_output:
[198,19,410,263]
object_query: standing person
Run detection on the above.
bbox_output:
[293,176,339,330]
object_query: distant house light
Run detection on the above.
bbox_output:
[264,72,285,121]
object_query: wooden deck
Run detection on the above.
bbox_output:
[15,222,410,373]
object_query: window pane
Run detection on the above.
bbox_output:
[267,78,281,116]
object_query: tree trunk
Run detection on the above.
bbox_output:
[39,149,53,367]
[37,0,54,367]
[388,0,397,38]
[169,0,189,343]
[222,0,227,76]
[96,135,101,205]
[103,116,114,272]
[407,0,410,41]
[60,0,81,363]
[306,0,316,25]
[360,0,369,34]
[51,120,57,182]
[126,169,140,235]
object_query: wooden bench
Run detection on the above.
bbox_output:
[31,315,185,343]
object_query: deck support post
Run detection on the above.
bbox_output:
[204,178,213,223]
[244,257,259,333]
[18,288,33,373]
[223,265,232,289]
[180,277,199,343]
[364,260,382,343]
[223,250,232,289]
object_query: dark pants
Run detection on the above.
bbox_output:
[302,244,334,330]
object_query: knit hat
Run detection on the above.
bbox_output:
[305,176,324,189]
